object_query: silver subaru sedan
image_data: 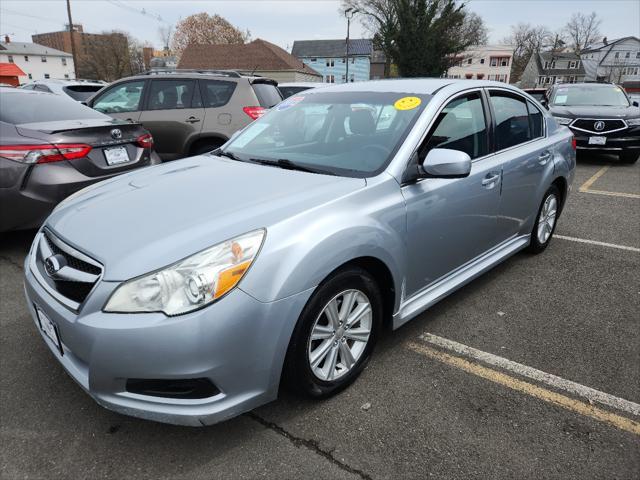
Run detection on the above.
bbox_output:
[24,79,576,426]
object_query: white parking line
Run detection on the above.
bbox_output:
[555,234,640,253]
[417,333,640,418]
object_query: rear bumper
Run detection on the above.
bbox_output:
[24,254,313,426]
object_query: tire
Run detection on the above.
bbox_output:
[620,151,639,164]
[527,185,560,254]
[283,266,383,398]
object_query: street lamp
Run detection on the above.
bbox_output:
[345,7,358,83]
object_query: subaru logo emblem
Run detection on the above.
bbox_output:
[110,128,122,139]
[44,254,66,278]
[593,121,605,132]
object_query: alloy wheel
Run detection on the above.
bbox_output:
[537,193,557,244]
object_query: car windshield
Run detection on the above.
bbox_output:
[0,91,107,124]
[551,85,630,107]
[223,91,430,177]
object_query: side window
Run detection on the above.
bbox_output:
[200,80,236,108]
[527,100,544,139]
[35,84,51,92]
[93,81,144,114]
[420,92,488,160]
[147,79,196,111]
[490,92,532,150]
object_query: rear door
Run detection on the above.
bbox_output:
[90,79,146,123]
[199,78,239,140]
[138,78,205,160]
[487,89,553,240]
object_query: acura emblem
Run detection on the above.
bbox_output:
[593,121,605,132]
[110,128,123,139]
[44,254,66,277]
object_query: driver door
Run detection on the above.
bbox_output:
[401,90,503,297]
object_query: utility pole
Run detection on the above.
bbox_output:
[66,0,79,79]
[344,8,357,84]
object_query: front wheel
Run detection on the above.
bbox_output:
[283,266,382,398]
[527,185,560,254]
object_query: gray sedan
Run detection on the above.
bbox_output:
[24,79,575,426]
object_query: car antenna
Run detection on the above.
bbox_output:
[250,65,258,76]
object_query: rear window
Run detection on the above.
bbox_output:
[0,91,107,124]
[63,85,103,101]
[279,86,311,99]
[251,82,282,108]
[200,79,236,108]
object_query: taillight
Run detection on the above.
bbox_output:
[571,137,577,150]
[137,133,153,149]
[0,144,92,164]
[243,106,266,120]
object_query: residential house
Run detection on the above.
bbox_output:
[446,45,515,83]
[580,36,640,88]
[178,39,321,83]
[32,24,129,80]
[291,39,372,83]
[519,51,586,88]
[0,36,74,84]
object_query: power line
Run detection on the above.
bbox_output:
[106,0,168,25]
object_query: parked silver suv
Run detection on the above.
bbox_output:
[85,70,283,161]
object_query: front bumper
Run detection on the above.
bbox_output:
[24,258,313,426]
[572,128,640,152]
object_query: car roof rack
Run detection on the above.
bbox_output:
[140,69,242,78]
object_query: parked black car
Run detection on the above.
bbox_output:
[546,83,640,163]
[0,89,161,232]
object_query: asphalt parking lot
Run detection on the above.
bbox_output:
[1,154,639,479]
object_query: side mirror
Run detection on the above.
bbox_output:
[421,148,471,178]
[80,101,88,106]
[633,101,639,107]
[540,99,548,109]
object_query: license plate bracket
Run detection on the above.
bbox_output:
[35,306,63,355]
[104,146,130,165]
[588,136,607,145]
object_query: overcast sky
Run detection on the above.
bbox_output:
[1,0,639,51]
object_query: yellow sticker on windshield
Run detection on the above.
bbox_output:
[394,96,421,111]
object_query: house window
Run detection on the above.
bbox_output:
[64,73,69,79]
[351,57,355,64]
[28,73,32,79]
[44,73,50,79]
[614,52,619,59]
[636,52,640,59]
[467,58,472,65]
[350,73,354,82]
[568,60,577,69]
[341,74,346,82]
[61,58,67,66]
[341,58,345,63]
[568,75,576,83]
[310,58,317,62]
[326,74,335,83]
[41,56,47,62]
[326,59,334,67]
[625,51,630,59]
[538,76,546,85]
[8,55,13,63]
[24,56,29,62]
[480,58,485,64]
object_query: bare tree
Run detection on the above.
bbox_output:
[77,31,132,81]
[564,12,601,53]
[171,13,250,59]
[503,23,553,83]
[157,24,173,52]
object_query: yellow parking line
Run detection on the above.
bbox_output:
[406,342,640,436]
[578,166,640,198]
[579,166,609,192]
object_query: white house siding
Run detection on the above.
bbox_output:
[0,42,74,84]
[300,56,370,83]
[446,45,515,83]
[581,37,640,83]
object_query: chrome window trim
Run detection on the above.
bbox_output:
[568,118,629,135]
[29,230,104,312]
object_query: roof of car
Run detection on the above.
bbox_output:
[121,70,264,82]
[24,79,105,86]
[551,82,618,88]
[301,78,523,95]
[278,82,324,88]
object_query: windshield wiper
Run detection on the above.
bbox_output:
[214,149,243,161]
[249,158,335,175]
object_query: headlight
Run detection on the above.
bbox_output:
[104,229,265,316]
[552,116,572,126]
[626,118,640,126]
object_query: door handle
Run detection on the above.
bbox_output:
[538,151,552,165]
[481,172,501,189]
[185,116,201,123]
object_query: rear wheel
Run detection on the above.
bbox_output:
[620,151,639,164]
[527,185,560,254]
[283,266,382,398]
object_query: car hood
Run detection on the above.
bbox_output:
[46,155,365,281]
[549,105,640,119]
